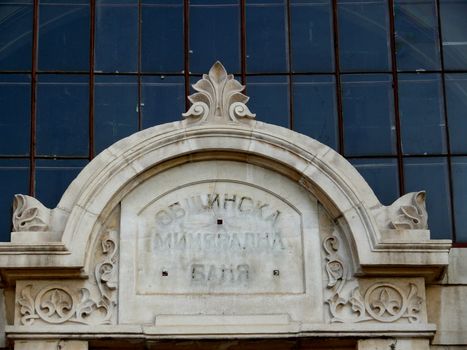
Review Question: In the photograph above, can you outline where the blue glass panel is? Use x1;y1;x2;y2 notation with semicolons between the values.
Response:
398;73;446;155
246;2;288;73
290;2;334;72
350;158;399;205
38;4;90;71
404;157;452;239
37;75;89;156
338;0;391;71
452;157;467;242
190;2;240;74
0;75;30;155
394;0;440;71
440;0;467;70
40;0;89;4
247;76;289;127
94;75;138;154
341;74;396;156
0;159;29;242
142;75;184;127
97;0;136;4
95;5;138;73
0;4;33;70
141;4;183;72
292;75;338;150
36;159;87;208
445;73;467;154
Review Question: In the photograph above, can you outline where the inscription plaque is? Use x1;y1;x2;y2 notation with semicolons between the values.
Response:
136;181;304;294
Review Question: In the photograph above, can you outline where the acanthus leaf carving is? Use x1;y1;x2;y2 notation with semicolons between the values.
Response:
323;233;424;324
17;229;118;325
182;61;256;124
390;191;428;230
12;194;50;232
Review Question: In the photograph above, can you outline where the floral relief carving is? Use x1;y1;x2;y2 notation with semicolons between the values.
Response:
182;61;256;124
17;229;118;325
12;194;50;232
323;233;424;323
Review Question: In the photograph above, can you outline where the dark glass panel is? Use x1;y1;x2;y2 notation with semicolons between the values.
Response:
292;75;338;150
246;2;288;73
36;75;89;156
0;75;30;155
141;4;183;72
398;73;446;155
94;75;138;154
341;74;396;156
0;159;29;242
247;75;289;127
36;159;88;208
38;3;90;71
0;4;33;70
338;0;391;71
452;157;467;243
190;2;240;74
445;73;467;154
95;4;138;73
404;157;452;239
440;0;467;70
394;0;440;71
290;2;334;72
350;158;399;205
142;75;184;127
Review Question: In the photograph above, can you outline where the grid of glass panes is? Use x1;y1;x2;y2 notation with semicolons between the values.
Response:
0;0;467;243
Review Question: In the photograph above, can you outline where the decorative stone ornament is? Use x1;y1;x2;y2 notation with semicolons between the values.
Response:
0;62;450;349
182;61;256;124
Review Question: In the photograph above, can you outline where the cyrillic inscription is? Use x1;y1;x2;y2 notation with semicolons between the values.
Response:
135;182;305;294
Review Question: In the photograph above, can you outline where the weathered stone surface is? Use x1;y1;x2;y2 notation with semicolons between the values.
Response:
358;338;430;350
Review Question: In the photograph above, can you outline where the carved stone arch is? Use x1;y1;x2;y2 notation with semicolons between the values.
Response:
0;62;450;349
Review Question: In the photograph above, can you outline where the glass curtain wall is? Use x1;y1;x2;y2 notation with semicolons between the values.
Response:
0;0;467;243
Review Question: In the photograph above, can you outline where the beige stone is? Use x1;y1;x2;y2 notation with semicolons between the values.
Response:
358;338;430;350
15;340;87;350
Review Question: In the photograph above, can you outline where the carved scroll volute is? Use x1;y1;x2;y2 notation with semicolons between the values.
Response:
390;191;428;230
182;61;256;124
12;194;50;232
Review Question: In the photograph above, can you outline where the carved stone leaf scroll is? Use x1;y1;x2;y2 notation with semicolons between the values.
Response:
182;61;256;124
17;229;118;325
12;194;50;232
390;191;428;230
322;233;424;324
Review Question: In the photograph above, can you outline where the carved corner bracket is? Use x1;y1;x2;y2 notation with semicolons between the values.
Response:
16;229;119;326
323;231;425;324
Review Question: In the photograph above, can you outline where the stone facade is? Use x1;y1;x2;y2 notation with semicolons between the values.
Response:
0;62;463;349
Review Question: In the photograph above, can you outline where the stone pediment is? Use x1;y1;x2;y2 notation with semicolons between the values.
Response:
0;63;450;346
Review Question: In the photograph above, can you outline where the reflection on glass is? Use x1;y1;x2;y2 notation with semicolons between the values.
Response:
246;1;288;73
142;4;183;72
36;159;88;208
350;158;399;205
0;75;30;155
94;76;138;154
398;73;446;155
95;4;138;73
0;4;33;70
446;73;467;153
247;76;289;127
290;1;334;72
338;0;391;71
404;157;452;239
190;1;240;74
342;74;396;156
452;157;467;242
292;75;338;150
0;159;29;241
440;0;467;70
38;3;90;71
394;0;440;70
142;75;185;127
37;75;89;156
